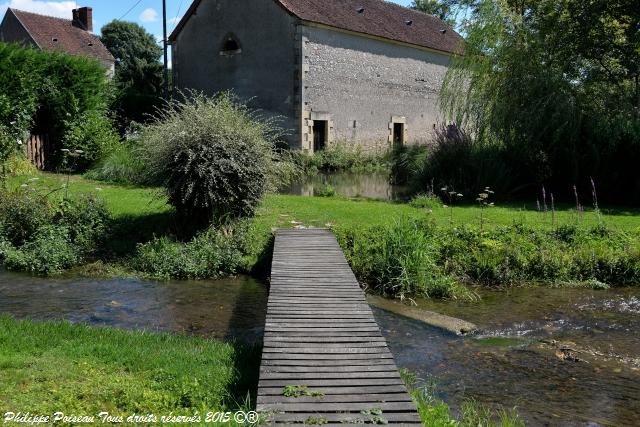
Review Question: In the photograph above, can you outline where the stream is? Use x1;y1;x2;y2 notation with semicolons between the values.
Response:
0;272;638;426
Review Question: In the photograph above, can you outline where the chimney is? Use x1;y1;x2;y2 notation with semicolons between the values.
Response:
72;7;93;32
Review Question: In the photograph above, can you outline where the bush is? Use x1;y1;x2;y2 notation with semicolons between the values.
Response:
336;218;467;300
56;195;110;254
392;125;512;197
292;141;390;173
132;223;248;279
0;42;110;170
63;110;120;171
2;225;80;275
0;189;53;246
0;188;111;275
85;142;145;184
139;92;283;225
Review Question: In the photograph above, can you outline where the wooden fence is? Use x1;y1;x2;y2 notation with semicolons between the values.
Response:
26;134;50;170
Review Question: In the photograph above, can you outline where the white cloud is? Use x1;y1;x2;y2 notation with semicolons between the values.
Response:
139;7;158;23
169;15;183;26
0;0;76;18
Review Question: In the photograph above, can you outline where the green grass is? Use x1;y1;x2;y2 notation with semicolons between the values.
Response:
8;173;639;232
256;195;640;232
7;173;171;219
401;370;525;427
0;316;260;425
3;173;639;295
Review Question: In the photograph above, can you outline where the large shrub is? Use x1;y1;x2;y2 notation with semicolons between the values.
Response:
0;42;113;170
0;188;111;275
140;92;283;225
63;110;120;171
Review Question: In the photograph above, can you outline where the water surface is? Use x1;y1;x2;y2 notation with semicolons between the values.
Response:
374;287;640;427
284;172;407;201
1;272;638;425
0;272;267;343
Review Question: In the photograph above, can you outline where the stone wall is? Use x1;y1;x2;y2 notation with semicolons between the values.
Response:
171;0;301;146
301;25;451;151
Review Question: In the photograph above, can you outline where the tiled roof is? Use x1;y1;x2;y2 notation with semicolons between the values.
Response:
279;0;462;54
10;8;114;63
170;0;463;54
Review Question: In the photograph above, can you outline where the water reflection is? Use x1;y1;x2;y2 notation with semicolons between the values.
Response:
284;172;408;201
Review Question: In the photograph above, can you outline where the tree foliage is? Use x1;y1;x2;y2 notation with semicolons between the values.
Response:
0;42;112;168
411;0;457;25
441;0;640;202
100;20;164;129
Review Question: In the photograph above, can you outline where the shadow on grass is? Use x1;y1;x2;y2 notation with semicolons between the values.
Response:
249;233;275;281
229;342;263;410
105;210;217;258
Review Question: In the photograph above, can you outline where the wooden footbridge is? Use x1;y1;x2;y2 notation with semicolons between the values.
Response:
257;229;421;425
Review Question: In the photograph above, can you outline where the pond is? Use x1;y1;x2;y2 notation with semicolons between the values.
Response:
0;272;638;426
374;287;640;427
283;172;407;201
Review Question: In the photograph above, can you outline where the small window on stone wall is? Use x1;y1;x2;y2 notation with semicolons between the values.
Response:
220;34;242;56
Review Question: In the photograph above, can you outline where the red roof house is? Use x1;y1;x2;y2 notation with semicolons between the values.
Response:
0;7;115;74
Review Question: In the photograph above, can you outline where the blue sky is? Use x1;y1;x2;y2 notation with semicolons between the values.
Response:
0;0;413;42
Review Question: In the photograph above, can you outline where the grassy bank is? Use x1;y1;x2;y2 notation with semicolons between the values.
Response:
3;173;640;299
0;316;260;425
401;370;524;427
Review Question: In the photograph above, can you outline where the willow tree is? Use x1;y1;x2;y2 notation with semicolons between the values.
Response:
441;0;640;201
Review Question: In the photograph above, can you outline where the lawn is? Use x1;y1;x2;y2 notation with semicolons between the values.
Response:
8;173;639;232
0;316;260;425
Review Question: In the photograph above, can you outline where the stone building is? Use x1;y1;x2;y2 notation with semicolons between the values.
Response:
0;7;115;75
170;0;462;152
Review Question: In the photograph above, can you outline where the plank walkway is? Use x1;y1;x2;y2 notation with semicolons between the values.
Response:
257;229;421;425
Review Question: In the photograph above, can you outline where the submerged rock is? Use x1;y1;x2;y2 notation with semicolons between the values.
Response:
367;295;478;335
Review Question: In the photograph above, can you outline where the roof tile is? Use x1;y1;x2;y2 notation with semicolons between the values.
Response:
10;8;114;63
170;0;463;54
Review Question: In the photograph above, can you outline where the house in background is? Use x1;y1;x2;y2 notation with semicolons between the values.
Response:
0;6;115;75
170;0;462;152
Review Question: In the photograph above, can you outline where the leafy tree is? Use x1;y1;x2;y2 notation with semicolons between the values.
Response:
100;20;164;130
441;0;640;202
0;42;112;170
411;0;457;26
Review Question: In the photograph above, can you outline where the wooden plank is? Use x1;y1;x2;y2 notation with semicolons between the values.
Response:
260;365;398;374
257;393;412;404
268;412;422;423
259;401;417;412
258;385;409;396
260;371;401;380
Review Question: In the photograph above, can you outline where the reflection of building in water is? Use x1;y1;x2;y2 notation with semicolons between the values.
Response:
286;173;408;201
